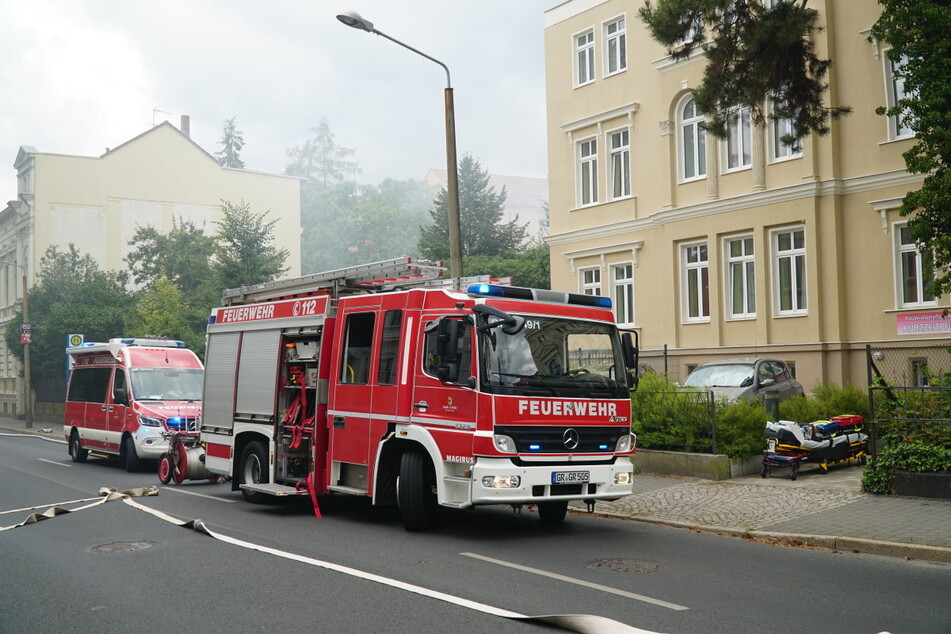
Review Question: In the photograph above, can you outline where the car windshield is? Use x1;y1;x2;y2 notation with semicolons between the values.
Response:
682;364;755;389
129;367;204;401
478;313;628;398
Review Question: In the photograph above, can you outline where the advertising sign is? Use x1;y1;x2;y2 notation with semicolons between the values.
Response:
897;311;951;336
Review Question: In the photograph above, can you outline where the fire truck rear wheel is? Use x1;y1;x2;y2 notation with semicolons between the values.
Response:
69;432;88;463
398;451;434;532
537;501;569;524
239;441;268;503
123;436;142;473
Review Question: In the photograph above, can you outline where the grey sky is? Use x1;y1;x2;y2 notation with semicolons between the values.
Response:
1;0;557;197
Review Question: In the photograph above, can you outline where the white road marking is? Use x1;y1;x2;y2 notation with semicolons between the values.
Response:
37;458;71;468
161;485;235;503
460;552;690;611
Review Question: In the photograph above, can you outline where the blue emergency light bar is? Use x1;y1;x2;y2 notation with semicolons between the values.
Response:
116;338;186;348
467;283;612;309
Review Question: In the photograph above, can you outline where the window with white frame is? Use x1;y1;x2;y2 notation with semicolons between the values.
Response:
726;236;755;318
580;267;601;296
773;228;807;315
604;17;626;76
896;224;935;306
682;243;709;322
577;137;599;206
724;107;751;171
770;113;803;161
680;97;706;181
612;263;634;325
884;52;913;139
575;29;595;87
608;128;631;200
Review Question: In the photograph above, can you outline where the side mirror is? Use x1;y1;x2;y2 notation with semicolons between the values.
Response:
114;386;129;406
759;377;775;387
621;331;639;389
436;318;462;383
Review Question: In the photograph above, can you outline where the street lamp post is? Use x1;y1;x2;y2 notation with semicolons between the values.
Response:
0;261;31;429
336;10;463;284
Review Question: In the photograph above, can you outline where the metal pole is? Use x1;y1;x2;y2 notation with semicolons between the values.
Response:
444;87;462;284
22;273;31;429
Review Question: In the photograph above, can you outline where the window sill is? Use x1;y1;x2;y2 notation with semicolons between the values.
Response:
678;175;706;185
726;315;756;322
885;305;941;313
574;80;595;90
773;311;808;319
682;318;711;325
879;135;915;146
721;164;752;175
768;153;803;165
604;68;627;79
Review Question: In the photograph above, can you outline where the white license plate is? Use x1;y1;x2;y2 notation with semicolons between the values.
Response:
552;470;590;485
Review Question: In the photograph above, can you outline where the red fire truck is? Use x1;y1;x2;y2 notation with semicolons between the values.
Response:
200;257;639;530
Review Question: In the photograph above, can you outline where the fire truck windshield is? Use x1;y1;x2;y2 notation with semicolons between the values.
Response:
129;368;204;401
478;314;629;398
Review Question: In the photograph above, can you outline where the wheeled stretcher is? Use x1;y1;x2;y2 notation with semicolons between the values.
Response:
761;415;868;480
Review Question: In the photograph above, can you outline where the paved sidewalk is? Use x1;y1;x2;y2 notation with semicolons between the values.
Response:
3;415;950;563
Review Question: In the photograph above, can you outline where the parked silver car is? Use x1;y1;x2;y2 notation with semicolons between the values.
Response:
681;358;804;403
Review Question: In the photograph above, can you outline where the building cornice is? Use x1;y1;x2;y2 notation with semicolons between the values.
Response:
547;169;924;246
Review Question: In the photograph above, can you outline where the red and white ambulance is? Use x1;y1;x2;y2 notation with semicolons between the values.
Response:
65;338;204;471
200;258;638;530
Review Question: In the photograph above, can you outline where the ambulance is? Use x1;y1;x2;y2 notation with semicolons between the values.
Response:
65;338;204;471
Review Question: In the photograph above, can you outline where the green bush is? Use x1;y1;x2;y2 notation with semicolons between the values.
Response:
715;399;770;460
631;372;714;453
862;440;951;494
778;381;869;422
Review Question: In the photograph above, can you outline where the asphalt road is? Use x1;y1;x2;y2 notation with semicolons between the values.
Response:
2;432;949;634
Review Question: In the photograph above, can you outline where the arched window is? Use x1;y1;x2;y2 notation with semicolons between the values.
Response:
679;97;706;181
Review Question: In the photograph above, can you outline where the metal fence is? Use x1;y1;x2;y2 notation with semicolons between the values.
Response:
630;390;717;454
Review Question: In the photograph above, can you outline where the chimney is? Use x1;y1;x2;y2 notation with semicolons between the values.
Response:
180;115;191;138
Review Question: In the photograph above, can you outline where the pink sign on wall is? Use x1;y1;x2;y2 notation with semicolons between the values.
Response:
897;311;951;336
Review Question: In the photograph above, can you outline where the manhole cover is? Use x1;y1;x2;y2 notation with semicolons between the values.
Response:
586;558;670;573
89;541;159;554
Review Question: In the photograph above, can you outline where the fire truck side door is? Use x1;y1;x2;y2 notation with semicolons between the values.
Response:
411;314;477;438
107;368;129;452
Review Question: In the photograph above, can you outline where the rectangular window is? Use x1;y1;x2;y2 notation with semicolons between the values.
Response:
885;53;913;139
341;312;375;385
726;236;755;318
604;17;626;76
377;310;402;385
897;224;935;306
609;128;631;199
577;138;598;206
575;30;595;86
612;263;634;325
770;114;803;161
773;228;807;315
581;267;601;296
682;243;709;322
724;108;751;171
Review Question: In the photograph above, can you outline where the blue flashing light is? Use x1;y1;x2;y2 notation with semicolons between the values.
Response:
529;444;541;451
599;444;609;450
467;283;613;309
593;297;613;309
469;283;506;297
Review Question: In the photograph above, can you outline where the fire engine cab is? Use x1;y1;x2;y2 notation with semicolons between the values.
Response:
200;257;639;530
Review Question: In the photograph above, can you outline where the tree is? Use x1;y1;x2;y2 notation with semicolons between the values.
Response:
417;154;528;261
639;0;850;142
872;2;951;297
215;116;245;168
300;178;432;274
285;118;359;185
125;276;203;351
464;243;551;290
214;199;289;289
4;245;134;385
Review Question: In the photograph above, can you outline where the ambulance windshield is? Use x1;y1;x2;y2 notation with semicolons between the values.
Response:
129;368;204;401
478;314;628;398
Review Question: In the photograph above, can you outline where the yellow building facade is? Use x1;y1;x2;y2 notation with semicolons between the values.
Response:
0;120;301;417
544;0;945;390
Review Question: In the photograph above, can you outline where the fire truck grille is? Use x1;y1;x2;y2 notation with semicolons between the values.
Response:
165;417;199;433
495;426;626;454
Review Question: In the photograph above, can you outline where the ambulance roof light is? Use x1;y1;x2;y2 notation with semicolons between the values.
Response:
466;283;612;309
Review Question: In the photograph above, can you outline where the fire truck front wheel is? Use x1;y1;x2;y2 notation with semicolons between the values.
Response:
239;441;268;503
537;501;569;524
398;451;435;532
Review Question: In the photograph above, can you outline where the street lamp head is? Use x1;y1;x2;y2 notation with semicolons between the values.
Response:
336;10;374;33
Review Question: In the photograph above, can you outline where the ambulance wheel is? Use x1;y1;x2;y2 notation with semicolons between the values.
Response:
760;466;769;478
158;454;174;484
398;451;434;532
123;436;142;473
790;462;799;481
239;441;268;503
69;432;88;463
537;501;569;524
